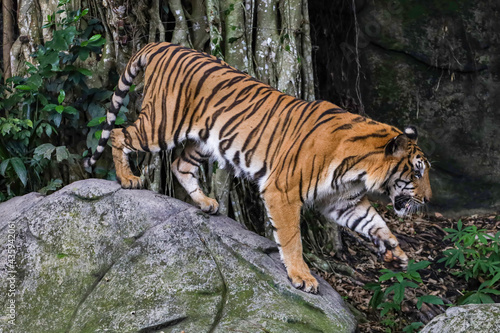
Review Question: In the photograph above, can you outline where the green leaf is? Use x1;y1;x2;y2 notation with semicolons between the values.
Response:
27;74;43;88
115;115;125;125
87;116;105;127
58;90;66;104
78;48;90;61
488;272;500;286
378;302;400;317
364;282;384;309
363;282;382;291
403;322;424;333
416;295;444;310
88;34;102;42
16;85;34;91
77;68;93;76
401;280;419;289
50;27;77;51
379;272;397;282
458;251;465;266
0;159;9;176
408;260;431;272
458;290;494;305
393;283;405;304
34;143;56;160
48;112;63;127
37;94;48;106
63;106;78;114
42;104;58;112
56;146;70;162
478;292;495;304
36;124;44;137
482;288;500;295
478;233;488;245
10;157;27;187
55;105;64;114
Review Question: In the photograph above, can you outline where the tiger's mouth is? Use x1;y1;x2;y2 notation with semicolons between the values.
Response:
394;195;424;216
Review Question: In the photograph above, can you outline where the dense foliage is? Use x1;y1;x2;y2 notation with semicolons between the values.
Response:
439;220;500;304
0;0;115;201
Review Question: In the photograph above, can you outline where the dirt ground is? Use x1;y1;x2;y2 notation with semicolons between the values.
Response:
314;204;500;332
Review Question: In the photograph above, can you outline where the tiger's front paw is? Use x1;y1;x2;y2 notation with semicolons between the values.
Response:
372;232;408;269
119;175;143;189
383;245;408;269
288;266;319;294
198;197;219;214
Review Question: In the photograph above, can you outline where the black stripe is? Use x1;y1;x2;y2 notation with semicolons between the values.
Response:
299;171;304;203
331;151;383;189
382;159;404;189
181;154;200;166
356;211;375;233
254;162;267;180
177;170;198;178
233;151;240;166
349;208;370;231
369;226;382;239
347;133;390;142
335;204;356;219
188;153;205;164
315;107;345;123
115;88;128;98
331;123;353;134
352;116;366;123
121;74;132;87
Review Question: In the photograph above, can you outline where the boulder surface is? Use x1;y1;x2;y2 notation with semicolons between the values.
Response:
421;304;500;333
0;179;356;333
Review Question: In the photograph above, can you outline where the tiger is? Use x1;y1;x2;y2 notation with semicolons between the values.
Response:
84;42;432;294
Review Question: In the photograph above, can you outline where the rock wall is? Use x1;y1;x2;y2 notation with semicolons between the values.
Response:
310;0;500;214
0;179;356;332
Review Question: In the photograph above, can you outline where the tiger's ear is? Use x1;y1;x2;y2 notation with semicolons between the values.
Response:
403;126;418;141
385;134;409;158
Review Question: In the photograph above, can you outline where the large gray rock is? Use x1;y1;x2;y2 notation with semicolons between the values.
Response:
0;179;356;332
421;304;500;333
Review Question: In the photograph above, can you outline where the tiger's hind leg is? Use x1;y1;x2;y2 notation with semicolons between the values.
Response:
110;128;143;189
172;142;219;214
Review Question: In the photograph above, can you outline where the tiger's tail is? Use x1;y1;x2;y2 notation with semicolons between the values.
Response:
83;46;152;169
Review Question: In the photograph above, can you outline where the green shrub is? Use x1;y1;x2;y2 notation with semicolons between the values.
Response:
0;0;116;201
364;260;443;332
439;219;500;304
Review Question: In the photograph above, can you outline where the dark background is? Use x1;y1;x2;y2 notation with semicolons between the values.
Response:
309;0;500;215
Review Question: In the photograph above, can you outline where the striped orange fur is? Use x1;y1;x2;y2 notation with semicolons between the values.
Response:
85;42;432;293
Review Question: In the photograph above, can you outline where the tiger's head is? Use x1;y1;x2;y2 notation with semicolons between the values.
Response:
383;126;432;217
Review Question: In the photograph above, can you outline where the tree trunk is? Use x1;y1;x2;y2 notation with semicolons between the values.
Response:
2;0;14;81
